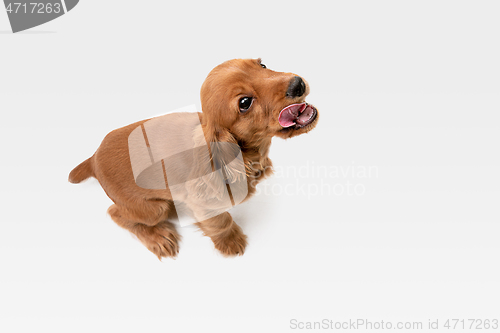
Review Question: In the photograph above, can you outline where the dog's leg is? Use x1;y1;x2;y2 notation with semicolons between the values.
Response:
108;203;180;260
196;212;247;256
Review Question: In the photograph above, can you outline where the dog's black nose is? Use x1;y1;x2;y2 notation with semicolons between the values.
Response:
286;76;306;98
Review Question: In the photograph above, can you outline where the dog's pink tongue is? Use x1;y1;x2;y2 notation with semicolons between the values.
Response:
296;104;315;125
278;103;307;128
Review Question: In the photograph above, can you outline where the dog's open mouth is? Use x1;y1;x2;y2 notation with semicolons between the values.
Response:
278;103;317;129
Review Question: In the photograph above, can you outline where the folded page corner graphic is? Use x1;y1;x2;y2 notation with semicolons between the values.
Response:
64;0;78;12
4;0;80;33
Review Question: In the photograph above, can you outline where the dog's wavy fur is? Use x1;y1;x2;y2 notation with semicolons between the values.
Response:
69;58;318;259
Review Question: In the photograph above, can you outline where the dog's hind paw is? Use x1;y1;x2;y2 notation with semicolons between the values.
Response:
135;222;181;260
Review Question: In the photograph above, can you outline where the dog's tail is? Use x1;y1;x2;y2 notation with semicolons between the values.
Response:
68;156;95;184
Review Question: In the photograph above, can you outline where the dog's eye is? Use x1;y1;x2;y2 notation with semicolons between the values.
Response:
260;63;266;69
239;97;253;112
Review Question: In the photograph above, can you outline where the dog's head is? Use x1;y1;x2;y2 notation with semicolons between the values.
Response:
200;58;318;145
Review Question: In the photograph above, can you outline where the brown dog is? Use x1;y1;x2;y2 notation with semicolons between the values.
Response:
69;58;318;259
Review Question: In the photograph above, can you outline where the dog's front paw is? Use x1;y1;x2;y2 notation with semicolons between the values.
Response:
212;224;248;257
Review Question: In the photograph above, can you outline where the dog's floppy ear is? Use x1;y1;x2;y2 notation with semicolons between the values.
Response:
202;122;247;184
187;123;246;203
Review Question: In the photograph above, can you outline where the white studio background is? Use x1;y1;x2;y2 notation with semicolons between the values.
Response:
1;1;499;332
